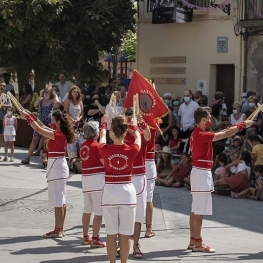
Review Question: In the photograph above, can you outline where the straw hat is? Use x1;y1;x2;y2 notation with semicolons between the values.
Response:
233;135;242;142
160;146;172;155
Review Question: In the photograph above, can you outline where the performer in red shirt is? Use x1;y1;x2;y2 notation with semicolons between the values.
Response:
124;109;150;258
188;107;252;253
21;109;75;238
99;115;141;263
80;121;105;248
145;128;157;238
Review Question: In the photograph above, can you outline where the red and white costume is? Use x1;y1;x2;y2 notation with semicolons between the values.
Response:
145;129;157;202
99;143;139;235
125;132;148;224
80;139;105;215
190;127;214;215
46;131;68;207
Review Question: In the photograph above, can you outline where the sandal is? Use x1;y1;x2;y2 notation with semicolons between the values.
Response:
116;242;120;257
82;234;92;245
231;191;237;199
21;158;30;164
43;228;63;238
187;237;195;250
192;238;215;253
90;236;106;248
145;224;155;238
133;244;143;259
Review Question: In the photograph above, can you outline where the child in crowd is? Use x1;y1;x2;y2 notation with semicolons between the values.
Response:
77;123;85;148
157;152;191;187
168;126;181;155
231;165;263;200
224;135;243;158
3;106;17;162
67;128;78;170
156;146;175;182
214;152;229;181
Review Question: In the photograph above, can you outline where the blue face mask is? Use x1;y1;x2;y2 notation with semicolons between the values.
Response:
173;100;179;106
164;99;171;105
249;103;255;108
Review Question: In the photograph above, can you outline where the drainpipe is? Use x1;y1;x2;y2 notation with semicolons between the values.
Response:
242;30;248;93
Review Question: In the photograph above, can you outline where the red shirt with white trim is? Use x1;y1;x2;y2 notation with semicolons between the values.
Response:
47;131;67;158
125;132;148;175
99;143;139;183
80;139;104;192
190;127;214;169
146;129;156;160
80;139;104;175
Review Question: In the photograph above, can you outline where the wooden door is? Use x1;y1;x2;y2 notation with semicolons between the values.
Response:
216;64;235;115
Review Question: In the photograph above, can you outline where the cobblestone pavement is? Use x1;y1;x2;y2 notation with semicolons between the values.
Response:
0;147;263;263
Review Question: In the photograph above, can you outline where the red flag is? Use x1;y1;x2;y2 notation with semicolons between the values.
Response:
124;70;169;130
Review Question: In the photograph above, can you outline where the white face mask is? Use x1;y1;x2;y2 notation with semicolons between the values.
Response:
233;109;238;115
184;97;191;103
7;111;13;116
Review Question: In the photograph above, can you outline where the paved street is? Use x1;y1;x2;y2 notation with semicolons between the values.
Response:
0;147;263;263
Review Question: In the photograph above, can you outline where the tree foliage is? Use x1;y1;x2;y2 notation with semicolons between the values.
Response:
0;0;136;92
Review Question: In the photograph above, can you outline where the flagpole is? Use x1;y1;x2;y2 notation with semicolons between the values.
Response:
133;95;136;123
113;95;117;116
136;93;139;115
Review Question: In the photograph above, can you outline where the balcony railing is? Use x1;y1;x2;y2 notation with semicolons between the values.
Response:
236;0;263;28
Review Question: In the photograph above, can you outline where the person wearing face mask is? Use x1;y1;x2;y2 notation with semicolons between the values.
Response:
171;95;181;125
3;106;17;162
163;93;172;107
177;90;199;140
229;102;246;126
20;109;75;238
188;107;253;253
86;92;105;122
241;90;256;113
244;96;263;135
21;86;59;164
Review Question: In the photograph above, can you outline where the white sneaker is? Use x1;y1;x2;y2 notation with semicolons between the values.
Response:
10;157;14;162
3;157;7;161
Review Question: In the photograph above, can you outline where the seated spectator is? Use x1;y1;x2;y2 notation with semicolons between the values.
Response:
210;103;228;133
214;151;251;193
214;152;229;181
241;127;257;154
229;102;246;125
244;96;262;135
156;146;175;181
157;153;191;187
224;135;243;158
251;135;263;165
242;90;256;113
168;126;181;155
156;123;170;147
231;164;263;200
19;84;33;109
